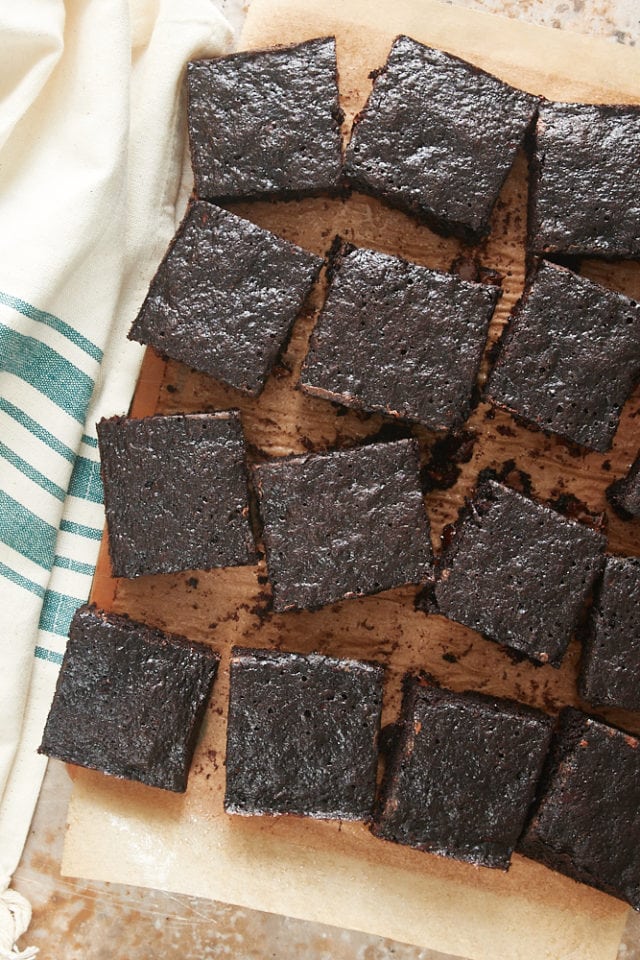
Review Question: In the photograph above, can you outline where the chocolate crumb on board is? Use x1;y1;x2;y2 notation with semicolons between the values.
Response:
607;452;640;519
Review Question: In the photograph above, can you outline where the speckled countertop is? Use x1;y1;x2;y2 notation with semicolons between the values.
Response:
13;1;640;958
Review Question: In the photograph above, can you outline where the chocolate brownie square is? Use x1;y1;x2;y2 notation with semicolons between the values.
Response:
579;556;640;711
529;103;640;259
187;38;343;202
253;438;433;611
373;677;553;868
97;411;256;578
519;708;640;909
300;241;499;431
486;260;640;452
129;202;323;396
344;36;538;242
224;647;384;819
39;605;219;792
607;453;640;519
428;479;605;665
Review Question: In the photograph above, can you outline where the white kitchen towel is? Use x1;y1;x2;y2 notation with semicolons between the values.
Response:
0;0;231;952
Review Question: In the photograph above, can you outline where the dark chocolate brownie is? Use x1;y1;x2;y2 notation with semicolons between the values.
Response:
519;708;640;910
300;241;499;431
344;36;538;242
39;605;219;792
373;676;553;868
529;102;640;259
486;260;640;453
128;201;323;396
253;438;433;611
224;646;384;819
428;479;605;665
97;411;256;578
607;453;640;519
187;37;343;202
579;556;640;711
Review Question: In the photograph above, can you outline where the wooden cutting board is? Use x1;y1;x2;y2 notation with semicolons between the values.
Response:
62;1;640;957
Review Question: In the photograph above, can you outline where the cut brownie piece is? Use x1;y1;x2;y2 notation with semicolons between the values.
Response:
607;453;640;519
519;708;640;910
486;260;640;452
429;479;605;665
529;102;640;260
254;438;433;611
344;36;538;242
300;241;499;431
224;646;384;819
187;37;343;202
129;201;323;396
373;676;553;868
579;555;640;711
39;605;219;792
97;411;256;578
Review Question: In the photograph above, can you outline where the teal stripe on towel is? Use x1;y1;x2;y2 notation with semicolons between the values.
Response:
0;323;94;423
0;490;57;569
0;560;46;599
34;646;64;666
0;398;76;462
0;290;103;362
0;440;66;501
38;590;84;637
67;455;103;504
60;518;103;540
53;555;95;575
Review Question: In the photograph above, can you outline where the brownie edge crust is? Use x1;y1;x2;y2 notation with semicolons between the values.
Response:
39;605;219;793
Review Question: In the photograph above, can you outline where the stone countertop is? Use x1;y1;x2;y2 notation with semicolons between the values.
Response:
13;1;640;957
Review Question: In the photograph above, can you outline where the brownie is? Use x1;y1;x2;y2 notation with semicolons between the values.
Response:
579;556;640;711
519;708;640;910
129;201;323;396
529;102;640;259
300;241;499;431
39;605;219;792
254;438;433;611
187;38;343;203
486;260;640;453
373;676;553;868
607;453;640;519
344;36;538;242
224;646;384;819
427;479;606;665
97;411;256;578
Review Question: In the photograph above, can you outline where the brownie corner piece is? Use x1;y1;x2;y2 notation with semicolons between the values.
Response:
373;677;553;868
97;410;256;578
579;555;640;711
607;453;640;519
529;102;640;259
187;36;343;202
129;201;322;395
224;646;384;819
486;260;640;452
434;479;605;664
519;708;640;910
254;438;433;611
39;604;219;792
300;242;499;431
344;35;537;241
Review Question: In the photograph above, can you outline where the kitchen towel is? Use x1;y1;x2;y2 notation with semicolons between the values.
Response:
0;1;230;954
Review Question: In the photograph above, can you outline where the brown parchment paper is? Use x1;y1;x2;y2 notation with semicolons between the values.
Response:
62;1;640;957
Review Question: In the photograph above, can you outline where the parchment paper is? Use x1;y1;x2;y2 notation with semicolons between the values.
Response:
62;1;640;957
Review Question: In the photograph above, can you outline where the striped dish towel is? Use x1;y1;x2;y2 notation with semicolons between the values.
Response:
0;1;230;954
